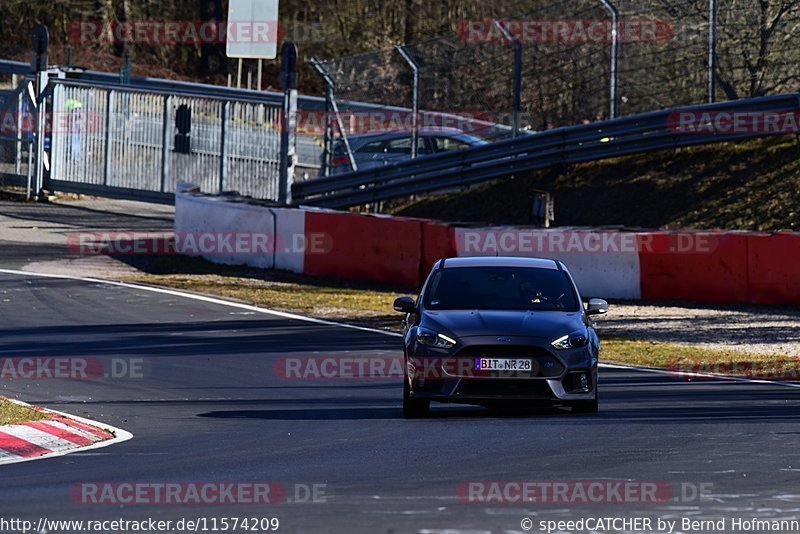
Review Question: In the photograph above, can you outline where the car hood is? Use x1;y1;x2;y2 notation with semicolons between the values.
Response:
422;309;585;339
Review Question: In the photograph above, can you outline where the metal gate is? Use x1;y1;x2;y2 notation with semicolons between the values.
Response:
49;79;285;201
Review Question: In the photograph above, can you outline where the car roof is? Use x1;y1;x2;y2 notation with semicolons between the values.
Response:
343;127;475;142
440;256;560;270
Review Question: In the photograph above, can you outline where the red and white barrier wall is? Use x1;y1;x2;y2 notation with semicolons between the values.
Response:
176;190;800;305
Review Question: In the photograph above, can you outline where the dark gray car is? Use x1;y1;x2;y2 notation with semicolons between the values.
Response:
393;257;608;417
329;128;487;175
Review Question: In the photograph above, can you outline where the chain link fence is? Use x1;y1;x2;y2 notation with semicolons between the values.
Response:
312;0;800;176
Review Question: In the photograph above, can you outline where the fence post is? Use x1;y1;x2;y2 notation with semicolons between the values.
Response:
160;95;170;193
33;70;48;197
708;0;718;103
279;42;298;205
219;101;228;193
31;24;49;198
12;74;21;177
492;21;523;136
598;0;620;119
311;57;334;177
396;45;421;155
103;90;113;187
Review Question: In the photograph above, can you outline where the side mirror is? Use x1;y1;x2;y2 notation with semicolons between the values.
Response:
393;296;416;314
586;298;609;316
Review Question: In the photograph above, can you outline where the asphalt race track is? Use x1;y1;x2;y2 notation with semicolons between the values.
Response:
0;267;799;534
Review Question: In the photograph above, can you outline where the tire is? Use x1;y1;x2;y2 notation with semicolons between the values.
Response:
571;390;599;414
403;377;429;418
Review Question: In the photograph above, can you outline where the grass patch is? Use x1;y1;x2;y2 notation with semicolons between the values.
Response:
0;398;48;425
603;337;800;379
121;263;798;381
122;272;407;331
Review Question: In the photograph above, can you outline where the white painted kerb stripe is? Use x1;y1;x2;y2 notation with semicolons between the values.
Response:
0;425;76;451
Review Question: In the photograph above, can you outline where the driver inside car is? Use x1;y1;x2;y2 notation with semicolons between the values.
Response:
518;276;560;306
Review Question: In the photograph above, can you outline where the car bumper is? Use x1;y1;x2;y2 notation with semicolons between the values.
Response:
405;338;597;404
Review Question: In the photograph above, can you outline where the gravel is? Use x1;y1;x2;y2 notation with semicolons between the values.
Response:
596;302;800;357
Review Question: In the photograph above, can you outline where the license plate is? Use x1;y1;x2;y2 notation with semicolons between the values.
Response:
475;358;532;372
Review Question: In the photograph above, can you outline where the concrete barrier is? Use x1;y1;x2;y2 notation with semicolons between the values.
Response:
175;189;800;305
303;211;423;287
175;191;275;270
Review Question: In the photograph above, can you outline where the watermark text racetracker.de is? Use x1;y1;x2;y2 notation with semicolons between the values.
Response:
457;18;674;44
457;230;720;255
458;480;713;505
272;355;562;380
70;482;327;505
69;20;328;46
668;359;800;381
670;109;800;136
66;232;332;256
0;357;147;380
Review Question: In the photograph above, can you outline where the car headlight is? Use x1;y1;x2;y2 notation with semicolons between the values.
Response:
551;331;589;350
416;327;457;349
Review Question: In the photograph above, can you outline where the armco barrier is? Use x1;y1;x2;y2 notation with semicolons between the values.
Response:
746;233;800;305
638;232;750;303
303;211;424;287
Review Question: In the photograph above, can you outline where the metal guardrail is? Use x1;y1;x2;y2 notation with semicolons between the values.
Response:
292;92;800;208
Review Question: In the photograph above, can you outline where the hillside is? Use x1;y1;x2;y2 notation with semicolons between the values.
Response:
390;137;800;232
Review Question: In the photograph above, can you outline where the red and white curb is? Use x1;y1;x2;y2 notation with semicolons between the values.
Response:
0;398;132;465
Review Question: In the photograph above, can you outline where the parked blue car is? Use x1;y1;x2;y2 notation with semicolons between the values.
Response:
329;128;487;175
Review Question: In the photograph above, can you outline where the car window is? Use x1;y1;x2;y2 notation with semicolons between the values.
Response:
356;140;386;154
433;137;471;152
384;137;429;155
424;267;579;311
385;138;412;154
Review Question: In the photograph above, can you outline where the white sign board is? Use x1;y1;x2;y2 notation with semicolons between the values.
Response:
226;0;280;59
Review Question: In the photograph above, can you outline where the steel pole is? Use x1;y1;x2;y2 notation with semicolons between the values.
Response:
309;57;356;174
396;45;420;157
34;70;48;197
310;57;334;177
492;21;523;136
708;0;718;103
598;0;620;119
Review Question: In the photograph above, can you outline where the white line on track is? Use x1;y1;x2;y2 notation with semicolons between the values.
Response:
1;268;798;390
0;268;402;338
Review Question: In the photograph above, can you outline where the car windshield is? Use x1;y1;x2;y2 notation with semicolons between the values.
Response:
425;266;579;311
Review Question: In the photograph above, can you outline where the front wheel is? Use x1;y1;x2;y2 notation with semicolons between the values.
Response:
403;377;429;418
